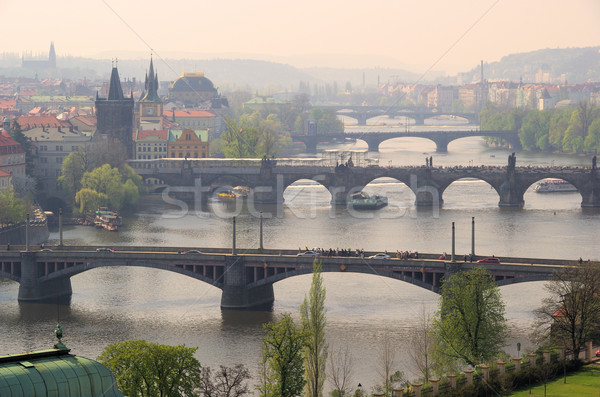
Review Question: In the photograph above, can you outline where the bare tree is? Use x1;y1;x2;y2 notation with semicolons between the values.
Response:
199;364;251;397
533;262;600;357
376;336;404;397
327;343;354;397
406;306;434;383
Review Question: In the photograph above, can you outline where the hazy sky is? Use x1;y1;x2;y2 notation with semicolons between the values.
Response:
3;0;599;74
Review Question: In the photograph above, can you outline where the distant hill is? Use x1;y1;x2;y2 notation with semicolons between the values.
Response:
0;47;597;91
459;47;600;83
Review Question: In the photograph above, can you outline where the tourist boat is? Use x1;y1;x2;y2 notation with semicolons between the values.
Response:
348;192;388;210
534;179;577;193
217;192;236;200
232;186;250;198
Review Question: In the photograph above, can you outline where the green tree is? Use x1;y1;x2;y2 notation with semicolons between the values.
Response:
533;262;600;357
548;108;572;150
98;339;202;397
258;314;306;397
300;258;327;397
432;267;507;371
519;110;551;150
0;189;29;224
584;118;600;153
75;187;108;213
77;164;141;211
58;151;87;202
563;102;598;153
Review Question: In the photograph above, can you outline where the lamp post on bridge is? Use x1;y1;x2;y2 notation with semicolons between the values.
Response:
232;216;236;255
259;212;264;252
59;208;64;248
471;216;475;257
451;221;455;262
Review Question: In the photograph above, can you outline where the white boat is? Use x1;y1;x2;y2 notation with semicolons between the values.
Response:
534;179;577;193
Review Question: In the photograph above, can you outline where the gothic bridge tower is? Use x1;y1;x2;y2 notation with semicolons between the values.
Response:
95;65;135;158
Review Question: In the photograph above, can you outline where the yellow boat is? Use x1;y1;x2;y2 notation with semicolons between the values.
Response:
218;192;236;200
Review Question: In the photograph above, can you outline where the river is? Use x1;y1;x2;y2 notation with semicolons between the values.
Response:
1;121;599;393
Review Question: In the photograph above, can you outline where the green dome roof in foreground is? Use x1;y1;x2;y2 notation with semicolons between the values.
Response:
0;324;123;397
0;349;123;396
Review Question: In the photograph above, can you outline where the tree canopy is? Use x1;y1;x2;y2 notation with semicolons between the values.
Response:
300;258;327;397
533;262;600;356
480;102;600;153
258;314;306;397
432;266;507;372
74;163;142;213
98;339;202;397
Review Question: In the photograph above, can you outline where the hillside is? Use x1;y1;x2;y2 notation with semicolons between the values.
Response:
459;46;600;83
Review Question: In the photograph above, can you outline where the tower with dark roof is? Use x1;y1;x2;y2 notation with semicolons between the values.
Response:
95;65;135;158
139;57;163;126
49;42;56;68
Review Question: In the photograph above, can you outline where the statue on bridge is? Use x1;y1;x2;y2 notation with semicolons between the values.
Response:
593;155;597;170
507;152;516;171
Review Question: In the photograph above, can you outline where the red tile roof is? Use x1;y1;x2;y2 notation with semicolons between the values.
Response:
0;169;11;177
71;115;97;126
0;134;24;152
135;129;169;140
17;115;71;130
164;109;216;118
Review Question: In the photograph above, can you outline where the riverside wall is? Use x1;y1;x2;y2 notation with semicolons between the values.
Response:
0;223;49;246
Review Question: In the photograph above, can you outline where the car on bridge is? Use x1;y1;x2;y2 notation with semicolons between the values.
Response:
297;251;320;257
183;250;204;254
40;248;53;252
477;257;500;264
96;248;115;253
368;253;391;259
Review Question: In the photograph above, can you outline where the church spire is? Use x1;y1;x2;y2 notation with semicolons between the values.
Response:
140;56;160;102
107;65;125;100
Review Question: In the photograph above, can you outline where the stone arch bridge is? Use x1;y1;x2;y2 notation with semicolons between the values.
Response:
0;248;569;309
291;130;520;153
130;159;600;208
318;105;478;126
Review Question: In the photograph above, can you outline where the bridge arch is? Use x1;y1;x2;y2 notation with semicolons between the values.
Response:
362;177;416;206
41;260;224;290
0;269;19;282
247;266;442;294
522;177;584;209
283;178;333;205
441;177;501;208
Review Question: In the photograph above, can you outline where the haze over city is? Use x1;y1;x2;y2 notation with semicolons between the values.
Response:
3;0;599;75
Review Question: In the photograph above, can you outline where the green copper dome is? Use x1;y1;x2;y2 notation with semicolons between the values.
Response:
0;349;124;396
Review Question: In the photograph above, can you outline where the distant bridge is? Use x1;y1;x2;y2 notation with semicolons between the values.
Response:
290;129;520;153
129;159;600;208
317;105;478;126
0;246;573;309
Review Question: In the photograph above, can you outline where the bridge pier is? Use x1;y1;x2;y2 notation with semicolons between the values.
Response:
221;255;274;310
581;171;600;207
363;137;381;152
498;175;525;207
355;114;368;126
303;136;318;154
434;138;449;153
18;252;72;302
413;116;425;125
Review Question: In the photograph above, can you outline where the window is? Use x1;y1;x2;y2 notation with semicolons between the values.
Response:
56;157;63;164
72;146;78;151
40;157;48;164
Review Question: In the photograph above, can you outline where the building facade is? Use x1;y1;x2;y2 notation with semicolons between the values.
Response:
23;126;90;194
167;129;209;158
0;133;26;180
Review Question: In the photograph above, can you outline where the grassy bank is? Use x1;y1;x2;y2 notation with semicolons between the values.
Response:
508;364;600;396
